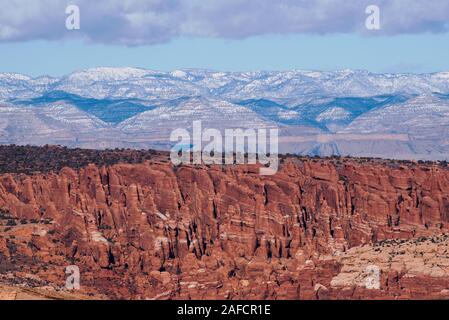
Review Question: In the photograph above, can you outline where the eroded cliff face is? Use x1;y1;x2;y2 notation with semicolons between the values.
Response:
0;158;449;299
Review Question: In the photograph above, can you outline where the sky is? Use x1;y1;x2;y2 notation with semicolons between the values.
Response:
1;0;449;77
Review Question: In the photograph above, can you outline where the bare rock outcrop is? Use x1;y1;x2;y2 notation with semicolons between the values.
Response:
1;157;449;299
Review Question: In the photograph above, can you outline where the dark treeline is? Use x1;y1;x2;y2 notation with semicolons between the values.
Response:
0;145;168;175
0;144;447;175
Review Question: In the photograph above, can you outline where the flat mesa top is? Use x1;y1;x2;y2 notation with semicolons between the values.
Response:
0;144;447;175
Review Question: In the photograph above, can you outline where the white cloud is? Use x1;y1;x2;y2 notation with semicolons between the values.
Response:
0;0;449;45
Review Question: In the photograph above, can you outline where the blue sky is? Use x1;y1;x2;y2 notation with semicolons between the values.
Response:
1;0;449;76
2;33;449;77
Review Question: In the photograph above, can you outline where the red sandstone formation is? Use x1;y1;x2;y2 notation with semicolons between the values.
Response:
0;157;449;299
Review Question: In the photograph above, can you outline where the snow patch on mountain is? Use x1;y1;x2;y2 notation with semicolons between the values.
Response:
277;110;300;120
316;107;351;122
37;103;109;130
119;97;274;136
341;94;449;135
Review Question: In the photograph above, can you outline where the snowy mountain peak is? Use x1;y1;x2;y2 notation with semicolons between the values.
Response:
65;67;149;82
170;70;188;78
0;72;32;81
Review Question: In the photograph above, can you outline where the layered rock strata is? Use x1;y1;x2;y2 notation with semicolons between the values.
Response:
1;157;449;299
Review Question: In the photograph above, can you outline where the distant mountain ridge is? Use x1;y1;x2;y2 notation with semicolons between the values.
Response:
3;68;449;101
1;67;449;160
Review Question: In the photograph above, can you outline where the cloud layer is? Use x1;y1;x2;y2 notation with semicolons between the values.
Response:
1;0;449;45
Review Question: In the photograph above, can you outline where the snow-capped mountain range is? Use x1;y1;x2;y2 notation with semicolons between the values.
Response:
3;67;449;101
2;67;449;159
